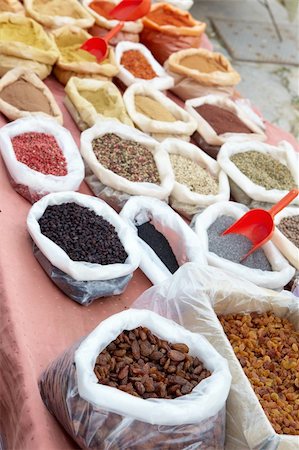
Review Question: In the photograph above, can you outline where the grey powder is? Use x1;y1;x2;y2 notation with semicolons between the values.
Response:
207;215;272;271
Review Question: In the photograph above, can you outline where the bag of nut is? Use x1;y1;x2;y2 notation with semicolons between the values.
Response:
27;191;140;305
39;308;231;449
133;263;299;450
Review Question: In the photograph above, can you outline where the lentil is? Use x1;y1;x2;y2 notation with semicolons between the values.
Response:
170;153;218;195
135;95;176;122
195;104;252;135
12;132;67;176
219;312;299;435
137;221;179;274
207;215;272;271
231;151;296;191
121;49;157;80
94;326;211;399
92;133;160;184
38;202;127;265
278;215;299;248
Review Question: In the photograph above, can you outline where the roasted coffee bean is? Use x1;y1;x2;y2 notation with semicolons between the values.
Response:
171;343;189;353
168;349;186;362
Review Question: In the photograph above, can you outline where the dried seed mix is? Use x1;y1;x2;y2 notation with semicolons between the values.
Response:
278;215;299;248
92;133;160;183
94;326;211;399
169;153;218;195
219;312;299;435
39;202;127;265
195;104;252;135
137;221;179;274
207;215;272;271
12;132;67;176
121;49;157;80
231;151;296;191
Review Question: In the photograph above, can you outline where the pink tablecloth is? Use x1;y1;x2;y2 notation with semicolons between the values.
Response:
0;34;298;450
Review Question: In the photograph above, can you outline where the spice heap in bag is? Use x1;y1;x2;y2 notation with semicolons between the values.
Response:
219;311;299;436
278;215;299;248
196;104;253;135
121;49;157;80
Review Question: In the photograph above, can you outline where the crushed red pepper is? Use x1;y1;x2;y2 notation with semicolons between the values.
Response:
121;49;157;80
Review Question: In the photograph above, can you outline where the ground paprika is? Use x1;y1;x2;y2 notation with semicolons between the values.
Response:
121;49;157;79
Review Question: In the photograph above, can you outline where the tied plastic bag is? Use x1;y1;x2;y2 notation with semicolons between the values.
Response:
192;201;295;290
185;95;266;146
119;196;207;284
160;137;230;218
123;82;197;141
217;140;299;208
115;41;174;90
27;191;140;305
0;116;84;203
133;263;299;450
39;308;231;449
80;120;174;211
272;207;299;270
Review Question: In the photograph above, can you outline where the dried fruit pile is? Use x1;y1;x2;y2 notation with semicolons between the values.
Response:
94;326;211;399
219;311;299;435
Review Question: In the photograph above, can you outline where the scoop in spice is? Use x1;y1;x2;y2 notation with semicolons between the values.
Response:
278;215;299;248
121;49;157;80
195;104;252;135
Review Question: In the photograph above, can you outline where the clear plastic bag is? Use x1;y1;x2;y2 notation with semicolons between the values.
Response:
39;308;231;449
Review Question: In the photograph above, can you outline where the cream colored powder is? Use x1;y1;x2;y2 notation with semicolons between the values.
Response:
180;54;226;73
79;88;123;120
32;0;82;18
135;95;176;122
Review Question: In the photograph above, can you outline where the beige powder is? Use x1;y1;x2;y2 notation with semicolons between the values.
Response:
32;0;82;18
135;95;176;122
180;54;226;73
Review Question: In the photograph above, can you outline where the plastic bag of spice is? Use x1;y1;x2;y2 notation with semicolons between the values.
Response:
140;3;206;65
185;95;266;146
161;138;230;218
133;263;299;450
80;120;174;210
123;83;197;142
0;116;84;203
120;196;207;284
271;207;299;270
39;308;231;449
217;140;299;208
192;201;295;290
27;192;140;305
115;41;174;90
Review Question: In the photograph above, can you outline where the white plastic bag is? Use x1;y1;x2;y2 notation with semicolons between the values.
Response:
120;196;207;284
152;0;194;10
192;201;295;289
133;262;299;450
123;82;197;141
39;308;231;449
0;116;84;203
160;137;230;217
185;95;266;145
115;41;174;90
272;207;299;270
80;120;174;210
217;140;299;207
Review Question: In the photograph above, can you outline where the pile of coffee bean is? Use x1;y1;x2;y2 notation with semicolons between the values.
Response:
38;202;128;265
137;221;179;273
278;215;299;248
94;326;211;399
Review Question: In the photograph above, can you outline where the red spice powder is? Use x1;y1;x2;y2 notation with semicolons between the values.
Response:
89;0;115;19
195;104;252;135
12;132;67;176
121;49;157;79
146;5;193;27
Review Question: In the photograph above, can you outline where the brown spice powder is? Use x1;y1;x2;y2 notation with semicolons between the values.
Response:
180;54;226;73
195;104;252;135
135;95;176;122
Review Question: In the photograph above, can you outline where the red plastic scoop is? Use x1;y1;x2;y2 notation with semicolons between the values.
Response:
80;21;124;62
222;189;299;261
109;0;151;21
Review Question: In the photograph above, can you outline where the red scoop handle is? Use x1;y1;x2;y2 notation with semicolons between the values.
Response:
102;21;124;43
268;189;299;217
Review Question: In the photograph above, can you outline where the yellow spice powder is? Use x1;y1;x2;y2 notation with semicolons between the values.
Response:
32;0;82;18
180;54;226;73
0;21;46;49
135;95;176;122
79;88;123;120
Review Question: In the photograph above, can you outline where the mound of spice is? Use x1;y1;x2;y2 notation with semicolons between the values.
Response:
230;151;296;191
94;326;211;399
137;221;179;273
88;0;115;19
78;87;122;120
12;132;67;176
180;54;226;73
146;5;194;27
92;133;160;184
121;49;157;80
278;215;299;248
135;95;176;122
195;104;252;135
39;202;127;265
219;312;299;435
170;154;218;195
207;215;272;271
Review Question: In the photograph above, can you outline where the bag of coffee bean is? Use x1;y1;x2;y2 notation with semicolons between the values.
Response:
272;207;299;270
133;263;299;450
120;196;207;284
185;95;266;146
39;308;231;449
192;201;295;290
123;83;197;142
27;191;140;305
0;116;84;203
80;120;174;211
217;140;299;208
161;137;230;218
